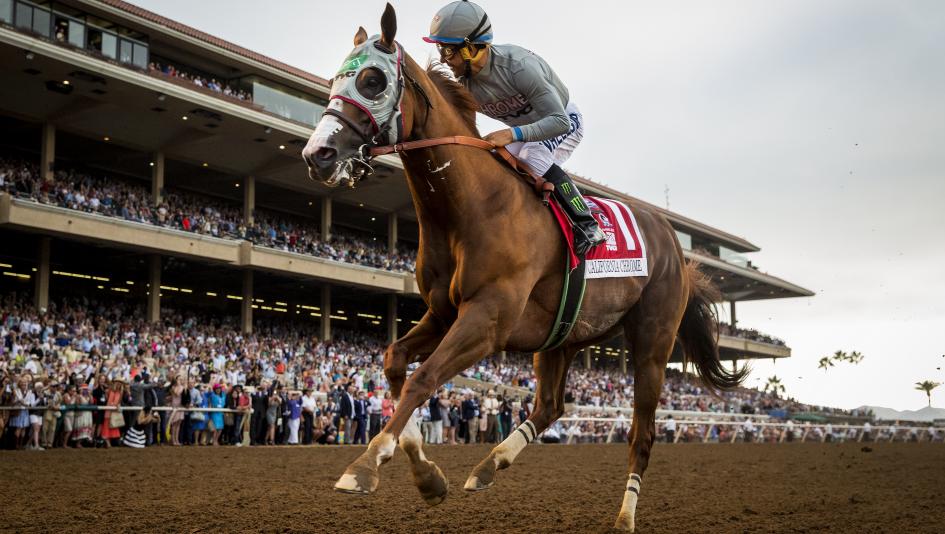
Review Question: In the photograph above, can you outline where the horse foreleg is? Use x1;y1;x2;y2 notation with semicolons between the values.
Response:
336;299;506;505
615;330;676;532
334;312;445;497
384;310;445;399
465;347;577;491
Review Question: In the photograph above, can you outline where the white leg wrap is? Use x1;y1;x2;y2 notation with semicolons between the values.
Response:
373;432;397;466
494;420;537;466
615;473;641;531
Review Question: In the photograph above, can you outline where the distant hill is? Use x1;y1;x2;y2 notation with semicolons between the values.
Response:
856;405;945;422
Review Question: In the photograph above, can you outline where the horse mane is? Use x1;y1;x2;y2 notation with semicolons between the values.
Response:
424;65;480;135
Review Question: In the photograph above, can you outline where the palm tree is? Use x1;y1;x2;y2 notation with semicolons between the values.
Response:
818;356;834;372
847;351;864;365
764;375;785;397
915;381;941;407
831;350;848;363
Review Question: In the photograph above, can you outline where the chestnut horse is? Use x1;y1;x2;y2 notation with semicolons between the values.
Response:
302;5;744;531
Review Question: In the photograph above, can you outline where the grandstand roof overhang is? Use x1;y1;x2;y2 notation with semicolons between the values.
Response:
685;250;814;301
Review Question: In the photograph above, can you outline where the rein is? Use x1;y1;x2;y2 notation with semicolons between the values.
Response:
369;136;554;201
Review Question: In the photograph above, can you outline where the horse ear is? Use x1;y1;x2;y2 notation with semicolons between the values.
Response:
380;3;397;48
354;26;368;46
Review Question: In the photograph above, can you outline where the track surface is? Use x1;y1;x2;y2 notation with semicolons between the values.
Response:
1;442;941;533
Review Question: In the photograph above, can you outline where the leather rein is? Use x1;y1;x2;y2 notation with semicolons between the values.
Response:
369;136;554;202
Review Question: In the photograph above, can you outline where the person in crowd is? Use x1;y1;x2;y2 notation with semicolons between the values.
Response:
208;384;226;446
447;393;460;445
71;385;95;447
428;391;443;445
338;384;355;445
41;382;62;449
483;389;500;444
381;390;394;427
189;383;208;445
100;378;125;448
664;415;677;443
461;391;479;444
286;391;302;445
499;394;513;442
367;387;383;440
122;405;161;449
265;385;282;446
301;388;317;445
59;384;77;448
742;418;755;443
251;382;270;445
166;376;185;446
353;390;368;445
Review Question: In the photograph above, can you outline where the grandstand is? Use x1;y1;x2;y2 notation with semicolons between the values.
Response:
0;0;812;375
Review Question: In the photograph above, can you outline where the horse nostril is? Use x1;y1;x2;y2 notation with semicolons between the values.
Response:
314;147;337;168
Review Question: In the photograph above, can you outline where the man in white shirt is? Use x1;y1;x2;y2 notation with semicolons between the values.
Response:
482;390;500;444
367;389;384;440
742;418;756;443
663;415;677;443
301;389;317;445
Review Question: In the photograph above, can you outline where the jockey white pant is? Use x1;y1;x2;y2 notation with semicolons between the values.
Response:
505;101;584;177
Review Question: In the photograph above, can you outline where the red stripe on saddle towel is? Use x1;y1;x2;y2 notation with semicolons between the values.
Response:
548;200;579;270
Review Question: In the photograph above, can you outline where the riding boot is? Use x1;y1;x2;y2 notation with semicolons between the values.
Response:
543;164;606;256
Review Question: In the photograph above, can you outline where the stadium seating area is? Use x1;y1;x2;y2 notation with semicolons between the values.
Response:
0;156;417;273
0;290;862;450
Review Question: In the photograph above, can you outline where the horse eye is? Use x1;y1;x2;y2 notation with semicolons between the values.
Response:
356;67;387;99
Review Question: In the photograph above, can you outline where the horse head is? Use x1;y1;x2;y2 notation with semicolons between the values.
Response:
303;3;413;188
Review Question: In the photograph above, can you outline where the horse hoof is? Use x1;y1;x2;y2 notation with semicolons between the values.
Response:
334;460;380;495
613;512;635;532
412;460;449;506
463;475;494;492
464;455;498;491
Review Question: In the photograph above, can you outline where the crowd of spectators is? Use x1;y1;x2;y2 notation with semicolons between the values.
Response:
718;322;787;347
148;61;252;102
0;156;417;273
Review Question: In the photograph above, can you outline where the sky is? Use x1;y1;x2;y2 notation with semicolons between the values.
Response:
130;0;945;411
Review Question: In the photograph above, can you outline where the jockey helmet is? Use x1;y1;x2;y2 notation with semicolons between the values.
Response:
423;1;493;46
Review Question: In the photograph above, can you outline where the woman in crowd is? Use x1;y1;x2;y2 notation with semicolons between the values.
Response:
100;378;125;447
71;385;94;447
265;385;282;446
27;381;45;450
286;391;302;445
91;373;108;443
381;390;394;427
122;405;160;449
189;383;207;445
10;376;33;449
167;376;185;446
59;384;77;447
447;394;461;445
208;383;226;446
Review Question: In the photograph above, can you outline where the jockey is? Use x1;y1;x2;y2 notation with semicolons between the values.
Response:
424;0;606;255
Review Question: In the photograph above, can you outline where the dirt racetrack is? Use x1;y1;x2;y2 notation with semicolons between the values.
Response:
1;442;942;533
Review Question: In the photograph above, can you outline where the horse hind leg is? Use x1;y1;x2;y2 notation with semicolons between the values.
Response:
465;346;577;491
614;316;681;531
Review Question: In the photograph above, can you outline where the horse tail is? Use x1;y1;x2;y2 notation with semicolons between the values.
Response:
677;261;748;391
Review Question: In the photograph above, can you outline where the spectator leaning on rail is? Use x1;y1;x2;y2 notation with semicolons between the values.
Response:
424;0;605;255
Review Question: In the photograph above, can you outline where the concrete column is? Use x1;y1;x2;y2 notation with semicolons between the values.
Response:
619;339;627;375
320;197;332;241
387;212;398;253
151;152;165;204
320;285;331;341
40;123;55;181
500;351;506;363
147;255;161;323
729;300;737;328
386;294;397;343
243;175;255;225
34;237;51;312
584;348;591;369
241;270;253;334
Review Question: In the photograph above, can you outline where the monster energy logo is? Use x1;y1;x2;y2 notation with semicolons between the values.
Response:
569;197;587;212
337;53;368;76
559;182;572;195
